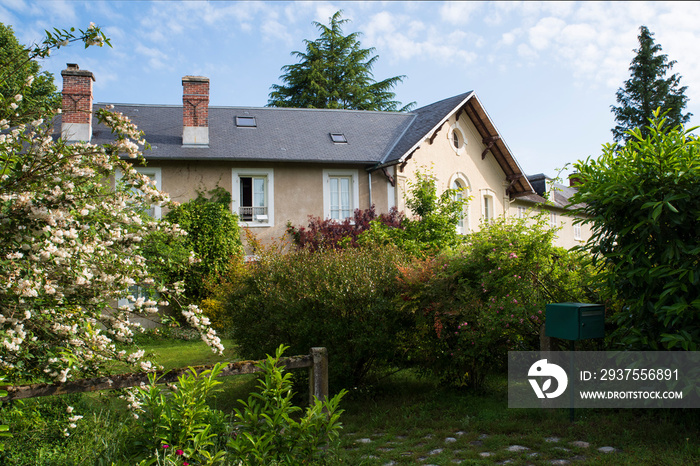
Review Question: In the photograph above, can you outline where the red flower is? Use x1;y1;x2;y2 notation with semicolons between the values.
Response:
176;449;184;455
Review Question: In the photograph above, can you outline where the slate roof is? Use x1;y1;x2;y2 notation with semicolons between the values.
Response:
88;104;416;164
73;91;533;196
518;174;581;210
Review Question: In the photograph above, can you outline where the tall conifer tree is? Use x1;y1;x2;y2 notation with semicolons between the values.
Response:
268;11;414;112
611;26;691;142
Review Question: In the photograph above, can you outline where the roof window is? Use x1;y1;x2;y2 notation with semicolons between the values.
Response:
236;116;257;127
330;133;347;144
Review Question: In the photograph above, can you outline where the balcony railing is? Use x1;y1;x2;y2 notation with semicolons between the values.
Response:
239;206;268;222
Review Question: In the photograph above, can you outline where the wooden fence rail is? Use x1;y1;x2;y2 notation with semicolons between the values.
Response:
0;347;329;404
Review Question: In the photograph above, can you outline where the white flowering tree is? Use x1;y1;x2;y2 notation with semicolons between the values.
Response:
0;25;222;384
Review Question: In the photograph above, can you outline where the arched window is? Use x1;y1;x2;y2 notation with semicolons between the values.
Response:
450;173;470;234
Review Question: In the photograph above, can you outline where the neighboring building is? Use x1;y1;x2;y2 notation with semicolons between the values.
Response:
510;174;591;249
58;63;589;249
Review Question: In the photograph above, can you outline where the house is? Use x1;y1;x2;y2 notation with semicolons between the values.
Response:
510;173;591;249
58;63;588;249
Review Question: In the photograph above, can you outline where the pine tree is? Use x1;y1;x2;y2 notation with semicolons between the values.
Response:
611;26;691;142
268;10;414;112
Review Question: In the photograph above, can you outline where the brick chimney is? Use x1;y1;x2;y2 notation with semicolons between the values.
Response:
61;63;95;142
182;75;209;146
569;173;582;187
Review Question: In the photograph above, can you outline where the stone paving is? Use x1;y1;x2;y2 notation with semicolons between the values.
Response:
344;430;619;465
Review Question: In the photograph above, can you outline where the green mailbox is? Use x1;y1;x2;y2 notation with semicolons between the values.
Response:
545;303;605;341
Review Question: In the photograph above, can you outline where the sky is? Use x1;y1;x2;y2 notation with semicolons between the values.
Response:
3;1;700;179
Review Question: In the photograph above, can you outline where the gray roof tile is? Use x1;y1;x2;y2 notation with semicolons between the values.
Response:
89;104;416;165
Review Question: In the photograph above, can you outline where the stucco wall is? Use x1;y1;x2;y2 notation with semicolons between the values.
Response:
396;113;510;232
145;160;391;249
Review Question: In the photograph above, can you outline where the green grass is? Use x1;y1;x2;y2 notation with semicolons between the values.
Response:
334;371;700;465
2;335;698;465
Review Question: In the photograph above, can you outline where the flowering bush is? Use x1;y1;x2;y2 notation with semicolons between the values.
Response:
0;25;222;384
398;216;598;388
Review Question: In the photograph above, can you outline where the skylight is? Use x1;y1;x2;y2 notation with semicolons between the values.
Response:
236;116;257;127
330;133;347;143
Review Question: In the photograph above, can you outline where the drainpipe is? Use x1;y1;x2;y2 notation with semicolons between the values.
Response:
368;171;373;208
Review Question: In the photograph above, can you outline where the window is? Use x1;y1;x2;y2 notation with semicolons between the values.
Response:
481;189;495;223
574;222;582;241
232;168;274;226
235;116;257;127
323;169;359;220
550;212;558;227
518;206;527;219
448;121;467;155
116;167;162;219
450;173;470;235
330;133;347;143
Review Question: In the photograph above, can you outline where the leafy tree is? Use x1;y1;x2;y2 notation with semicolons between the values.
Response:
611;26;691;142
0;25;221;384
0;23;108;124
144;187;244;304
268;10;414;112
360;169;467;255
570;110;700;351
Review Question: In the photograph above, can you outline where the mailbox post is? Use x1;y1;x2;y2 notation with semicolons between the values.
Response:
544;303;605;421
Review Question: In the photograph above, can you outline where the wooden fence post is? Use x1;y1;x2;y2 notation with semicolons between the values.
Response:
540;323;552;352
309;347;328;405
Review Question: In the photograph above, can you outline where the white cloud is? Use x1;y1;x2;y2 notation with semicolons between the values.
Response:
528;17;566;51
439;2;482;25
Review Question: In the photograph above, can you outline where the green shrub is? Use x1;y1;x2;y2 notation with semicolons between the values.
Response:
143;187;244;305
125;364;229;465
571;111;700;350
221;246;410;389
359;168;467;255
227;345;346;465
398;216;598;388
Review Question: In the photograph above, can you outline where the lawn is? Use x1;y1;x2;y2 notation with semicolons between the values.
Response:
2;335;698;465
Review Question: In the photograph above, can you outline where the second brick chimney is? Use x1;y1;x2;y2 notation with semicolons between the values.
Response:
61;63;94;142
182;75;209;146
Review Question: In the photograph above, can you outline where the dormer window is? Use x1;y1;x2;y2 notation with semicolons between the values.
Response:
330;133;347;144
236;116;257;127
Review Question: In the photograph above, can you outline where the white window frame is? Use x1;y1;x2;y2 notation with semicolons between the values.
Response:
574;222;582;241
232;168;274;227
550;211;558;228
518;206;527;219
323;169;359;221
481;188;495;223
447;121;467;156
116;166;162;219
449;173;471;234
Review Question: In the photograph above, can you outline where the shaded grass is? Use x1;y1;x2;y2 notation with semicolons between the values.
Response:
335;370;700;465
3;336;698;465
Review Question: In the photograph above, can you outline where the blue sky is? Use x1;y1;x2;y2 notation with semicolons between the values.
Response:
3;1;700;178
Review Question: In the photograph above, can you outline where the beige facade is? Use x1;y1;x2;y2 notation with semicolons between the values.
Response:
393;113;513;234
